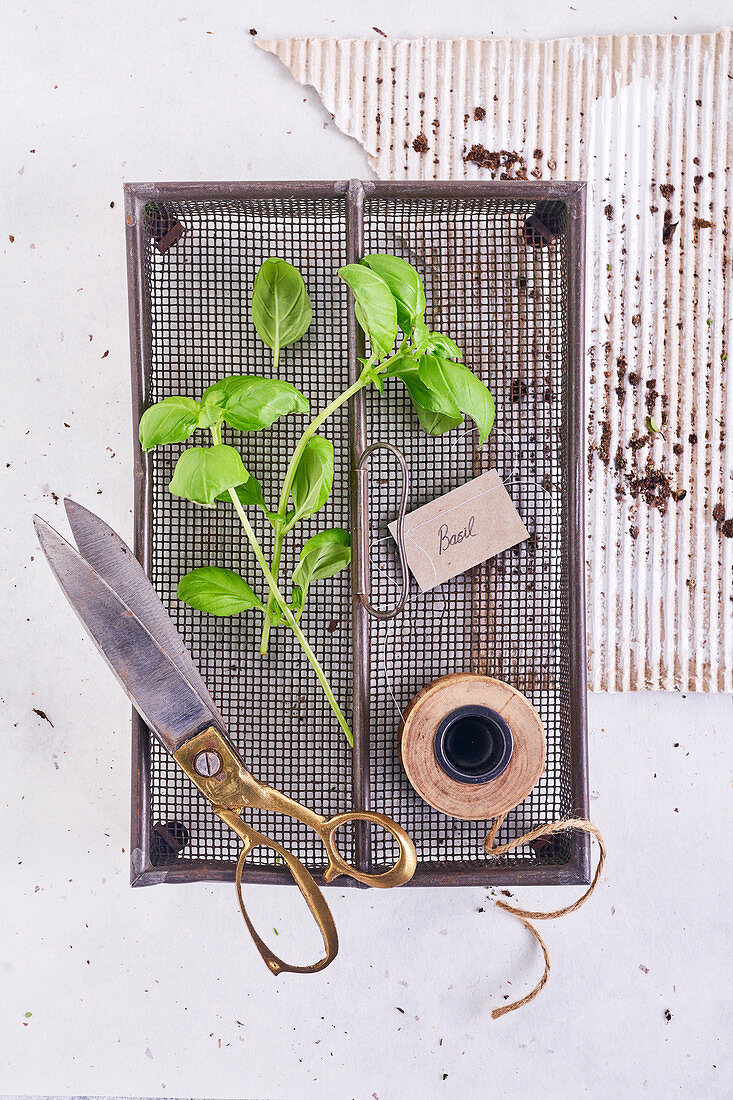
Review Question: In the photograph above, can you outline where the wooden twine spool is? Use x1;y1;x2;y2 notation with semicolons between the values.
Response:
399;673;605;1020
399;673;546;820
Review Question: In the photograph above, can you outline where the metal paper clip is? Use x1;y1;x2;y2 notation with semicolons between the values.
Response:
353;441;409;620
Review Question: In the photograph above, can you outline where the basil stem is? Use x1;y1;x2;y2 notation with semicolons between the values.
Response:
210;424;354;746
258;351;399;655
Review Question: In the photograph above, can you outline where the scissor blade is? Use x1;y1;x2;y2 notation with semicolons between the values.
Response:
34;515;217;754
63;499;222;727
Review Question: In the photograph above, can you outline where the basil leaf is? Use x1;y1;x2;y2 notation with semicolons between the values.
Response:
214;468;266;510
337;263;398;359
412;403;463;436
169;444;247;506
288;435;334;527
251;257;312;360
201;376;309;432
139;396;200;452
389;357;461;419
391;355;495;443
411;317;431;356
177;567;265;616
361;254;426;336
292;528;351;602
434;358;495;445
426;332;463;361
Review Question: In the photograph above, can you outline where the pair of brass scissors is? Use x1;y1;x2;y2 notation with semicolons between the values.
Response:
34;501;417;974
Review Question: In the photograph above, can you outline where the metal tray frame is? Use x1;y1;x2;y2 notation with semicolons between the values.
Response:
124;179;589;889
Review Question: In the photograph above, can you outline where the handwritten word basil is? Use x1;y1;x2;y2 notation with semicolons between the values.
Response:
251;257;312;363
139;396;201;452
177;567;265;616
169;444;247;506
337;264;398;359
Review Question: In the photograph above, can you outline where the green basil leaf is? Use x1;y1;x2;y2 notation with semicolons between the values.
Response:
392;355;494;443
214;468;266;510
390;357;461;419
433;358;495;445
201;375;309;432
169;444;247;506
361;254;426;336
251;257;312;359
411;317;431;356
337;263;398;359
288;435;334;527
139;396;200;452
292;528;351;605
426;332;463;361
412;403;464;436
177;567;265;616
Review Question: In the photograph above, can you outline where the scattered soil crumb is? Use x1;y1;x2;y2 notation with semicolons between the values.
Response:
659;183;675;200
627;372;640;386
722;519;733;538
688;433;698;444
598;420;612;465
32;708;54;727
463;145;527;179
626;463;672;511
249;28;257;36
629;525;639;539
412;133;429;154
673;442;684;455
712;503;725;523
604;204;614;220
664;1009;673;1023
693;217;714;232
473;106;486;120
662;210;679;244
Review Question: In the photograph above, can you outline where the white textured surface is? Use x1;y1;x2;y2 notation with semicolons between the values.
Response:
1;2;732;1099
259;29;733;693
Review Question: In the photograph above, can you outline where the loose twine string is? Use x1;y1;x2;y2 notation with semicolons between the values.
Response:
484;815;606;1019
372;436;606;1019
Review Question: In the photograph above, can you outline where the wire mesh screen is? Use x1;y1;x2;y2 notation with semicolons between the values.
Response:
362;197;573;870
142;195;355;872
131;183;583;884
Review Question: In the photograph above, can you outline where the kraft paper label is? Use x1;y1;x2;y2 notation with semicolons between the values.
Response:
388;471;529;592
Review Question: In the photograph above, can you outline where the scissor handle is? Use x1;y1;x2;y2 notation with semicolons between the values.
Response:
216;808;339;976
174;726;417;972
317;810;417;887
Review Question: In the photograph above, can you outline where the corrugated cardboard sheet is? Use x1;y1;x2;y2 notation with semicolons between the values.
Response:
258;31;733;692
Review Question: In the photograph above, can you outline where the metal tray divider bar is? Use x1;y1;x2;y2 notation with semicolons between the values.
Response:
346;178;373;875
566;184;591;883
125;185;155;885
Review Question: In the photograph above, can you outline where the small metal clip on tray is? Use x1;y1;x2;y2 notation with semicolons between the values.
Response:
353;442;410;621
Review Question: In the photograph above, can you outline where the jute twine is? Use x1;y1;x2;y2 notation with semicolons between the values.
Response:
484;815;606;1020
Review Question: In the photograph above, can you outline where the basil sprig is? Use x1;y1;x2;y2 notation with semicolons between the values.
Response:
140;252;496;748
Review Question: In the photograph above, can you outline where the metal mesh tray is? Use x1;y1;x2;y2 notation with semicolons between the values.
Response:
125;179;588;888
